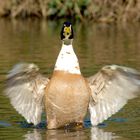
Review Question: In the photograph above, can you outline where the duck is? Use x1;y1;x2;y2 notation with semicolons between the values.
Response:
5;21;140;129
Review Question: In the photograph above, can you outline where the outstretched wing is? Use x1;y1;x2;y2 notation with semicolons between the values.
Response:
87;65;140;126
5;63;49;125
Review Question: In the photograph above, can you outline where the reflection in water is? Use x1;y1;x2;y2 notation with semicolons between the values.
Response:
24;127;119;140
24;130;42;140
91;127;118;140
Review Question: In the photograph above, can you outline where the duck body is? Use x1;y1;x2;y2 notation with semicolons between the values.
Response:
46;71;90;129
45;44;90;129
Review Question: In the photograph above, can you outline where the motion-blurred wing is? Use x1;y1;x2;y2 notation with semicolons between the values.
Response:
87;65;140;126
5;63;49;125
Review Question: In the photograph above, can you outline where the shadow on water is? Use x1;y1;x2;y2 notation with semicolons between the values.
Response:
0;19;140;140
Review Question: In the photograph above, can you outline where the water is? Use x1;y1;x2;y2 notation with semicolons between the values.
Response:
0;19;140;140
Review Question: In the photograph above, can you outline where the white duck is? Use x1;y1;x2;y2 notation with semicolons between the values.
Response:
5;22;140;129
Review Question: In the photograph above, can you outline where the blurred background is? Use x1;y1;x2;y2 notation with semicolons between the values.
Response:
0;0;140;22
0;0;140;140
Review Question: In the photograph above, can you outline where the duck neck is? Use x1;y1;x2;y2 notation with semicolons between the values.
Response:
54;42;81;74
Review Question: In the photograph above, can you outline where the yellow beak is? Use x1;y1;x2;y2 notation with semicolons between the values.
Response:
64;27;71;34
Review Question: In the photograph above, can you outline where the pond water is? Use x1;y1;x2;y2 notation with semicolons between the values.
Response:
0;19;140;140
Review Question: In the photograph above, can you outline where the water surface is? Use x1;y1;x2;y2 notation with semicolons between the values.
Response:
0;19;140;140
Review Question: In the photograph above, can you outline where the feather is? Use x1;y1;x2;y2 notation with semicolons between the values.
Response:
87;65;140;126
5;63;49;125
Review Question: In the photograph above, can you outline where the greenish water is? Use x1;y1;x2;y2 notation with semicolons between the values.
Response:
0;19;140;140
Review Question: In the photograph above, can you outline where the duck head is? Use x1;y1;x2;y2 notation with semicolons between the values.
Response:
61;21;74;45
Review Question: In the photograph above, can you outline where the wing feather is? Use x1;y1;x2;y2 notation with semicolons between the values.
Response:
87;65;140;126
5;63;49;125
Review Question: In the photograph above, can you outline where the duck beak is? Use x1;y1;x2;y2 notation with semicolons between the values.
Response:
63;26;71;39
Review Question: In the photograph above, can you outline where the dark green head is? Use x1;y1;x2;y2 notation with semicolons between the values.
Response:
61;22;74;42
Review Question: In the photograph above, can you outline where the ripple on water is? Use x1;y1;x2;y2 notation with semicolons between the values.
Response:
0;121;12;127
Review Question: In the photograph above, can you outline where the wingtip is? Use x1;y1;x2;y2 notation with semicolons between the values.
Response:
7;63;39;79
